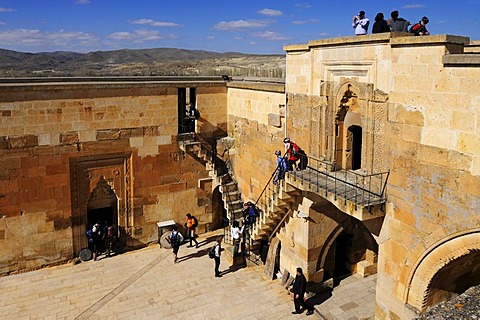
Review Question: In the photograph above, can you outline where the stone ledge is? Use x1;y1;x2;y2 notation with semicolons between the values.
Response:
443;53;480;66
284;34;471;52
227;81;285;93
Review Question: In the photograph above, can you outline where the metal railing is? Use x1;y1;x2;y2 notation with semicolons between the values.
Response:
288;154;389;207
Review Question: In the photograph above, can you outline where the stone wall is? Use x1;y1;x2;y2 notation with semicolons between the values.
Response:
284;34;480;318
0;81;227;275
226;83;285;201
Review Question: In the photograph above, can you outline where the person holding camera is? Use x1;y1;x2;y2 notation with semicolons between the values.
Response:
352;10;369;35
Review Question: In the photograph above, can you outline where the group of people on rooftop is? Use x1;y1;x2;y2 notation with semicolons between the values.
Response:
353;10;430;36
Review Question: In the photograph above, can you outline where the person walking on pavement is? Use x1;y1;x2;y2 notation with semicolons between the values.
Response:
170;225;184;263
291;267;314;315
214;237;222;277
184;213;199;248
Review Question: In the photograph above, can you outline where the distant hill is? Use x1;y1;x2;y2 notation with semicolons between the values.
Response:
0;48;286;78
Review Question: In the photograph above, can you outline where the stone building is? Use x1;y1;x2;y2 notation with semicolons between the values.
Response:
1;33;480;319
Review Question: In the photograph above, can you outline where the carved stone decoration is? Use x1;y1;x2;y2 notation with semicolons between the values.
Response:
87;175;117;209
335;84;357;122
69;153;132;256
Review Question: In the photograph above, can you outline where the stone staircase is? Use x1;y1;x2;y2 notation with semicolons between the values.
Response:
251;180;298;242
178;134;244;228
178;134;298;264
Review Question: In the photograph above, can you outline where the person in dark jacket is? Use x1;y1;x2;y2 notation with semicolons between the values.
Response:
291;267;314;315
372;12;390;34
410;16;430;36
387;10;410;32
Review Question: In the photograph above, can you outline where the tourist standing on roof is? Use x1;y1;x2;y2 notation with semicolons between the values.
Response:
372;13;390;34
410;16;430;36
352;10;369;35
387;10;410;32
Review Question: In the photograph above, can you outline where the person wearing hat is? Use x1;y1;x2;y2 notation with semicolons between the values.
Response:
410;16;430;36
352;10;369;35
273;149;288;185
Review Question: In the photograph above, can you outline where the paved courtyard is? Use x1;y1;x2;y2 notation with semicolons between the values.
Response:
0;231;376;320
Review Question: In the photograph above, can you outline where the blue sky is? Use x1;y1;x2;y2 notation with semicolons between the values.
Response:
0;1;478;54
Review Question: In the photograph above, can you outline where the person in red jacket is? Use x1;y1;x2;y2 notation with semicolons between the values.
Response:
410;16;430;36
284;138;304;171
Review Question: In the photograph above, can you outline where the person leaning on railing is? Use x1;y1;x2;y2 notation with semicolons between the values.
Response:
273;150;289;185
284;138;308;171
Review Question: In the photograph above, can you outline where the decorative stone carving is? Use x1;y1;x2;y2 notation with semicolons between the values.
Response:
336;84;357;122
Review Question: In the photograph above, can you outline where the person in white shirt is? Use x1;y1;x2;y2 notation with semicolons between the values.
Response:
352;10;369;35
214;237;222;277
230;221;245;257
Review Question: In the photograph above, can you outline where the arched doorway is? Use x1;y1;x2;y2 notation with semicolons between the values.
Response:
347;125;362;170
426;251;480;306
211;185;227;230
86;176;118;236
406;231;480;312
322;219;378;282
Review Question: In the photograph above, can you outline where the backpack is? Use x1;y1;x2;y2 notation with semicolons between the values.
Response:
208;245;216;259
194;108;200;120
192;216;199;228
280;157;289;172
409;23;421;34
86;229;94;243
171;231;183;247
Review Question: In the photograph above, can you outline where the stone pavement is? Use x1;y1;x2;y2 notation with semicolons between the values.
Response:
0;231;314;320
312;274;376;320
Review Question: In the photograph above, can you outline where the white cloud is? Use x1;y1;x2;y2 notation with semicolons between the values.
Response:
206;35;215;40
251;31;290;41
107;29;177;42
403;4;426;9
130;18;181;27
292;19;319;25
0;21;5;25
294;3;311;9
214;20;269;31
0;7;15;12
0;29;99;49
257;9;282;17
74;0;91;4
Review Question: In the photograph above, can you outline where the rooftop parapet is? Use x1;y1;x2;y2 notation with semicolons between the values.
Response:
284;34;471;52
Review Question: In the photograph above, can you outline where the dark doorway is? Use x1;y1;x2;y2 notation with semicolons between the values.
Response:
178;87;186;134
87;206;115;233
348;125;362;170
178;87;197;134
426;251;480;307
333;233;353;279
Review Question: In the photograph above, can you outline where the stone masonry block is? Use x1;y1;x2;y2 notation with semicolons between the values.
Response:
268;113;282;127
60;132;79;145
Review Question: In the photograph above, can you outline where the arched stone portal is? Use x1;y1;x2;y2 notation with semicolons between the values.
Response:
70;153;131;256
211;185;227;230
320;218;378;281
334;83;363;171
309;198;378;282
86;176;118;237
405;231;480;312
